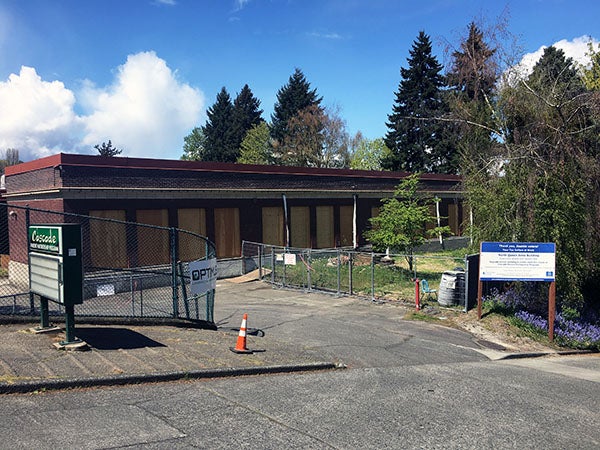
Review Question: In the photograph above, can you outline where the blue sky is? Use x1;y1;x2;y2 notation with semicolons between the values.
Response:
1;0;598;161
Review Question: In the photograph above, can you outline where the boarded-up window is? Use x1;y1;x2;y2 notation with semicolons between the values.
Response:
89;210;127;269
214;208;240;258
339;205;354;247
262;207;284;246
290;206;310;248
448;203;459;236
316;206;334;248
136;209;170;266
178;208;207;261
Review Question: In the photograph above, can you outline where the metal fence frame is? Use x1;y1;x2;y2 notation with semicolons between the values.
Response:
0;204;216;323
242;240;474;310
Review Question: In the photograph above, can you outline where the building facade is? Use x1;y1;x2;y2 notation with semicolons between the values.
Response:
4;153;465;265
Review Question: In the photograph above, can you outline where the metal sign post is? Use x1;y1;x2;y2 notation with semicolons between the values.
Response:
28;224;85;348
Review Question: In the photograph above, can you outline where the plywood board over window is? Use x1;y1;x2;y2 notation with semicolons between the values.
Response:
339;205;354;247
214;208;240;258
178;208;207;261
290;206;310;248
316;206;334;248
262;207;284;246
136;209;170;266
89;210;127;269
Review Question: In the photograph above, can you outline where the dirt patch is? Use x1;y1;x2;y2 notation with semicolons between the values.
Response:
413;305;557;353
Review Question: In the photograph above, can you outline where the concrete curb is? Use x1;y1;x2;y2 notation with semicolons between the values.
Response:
0;315;217;330
497;349;597;360
0;362;340;395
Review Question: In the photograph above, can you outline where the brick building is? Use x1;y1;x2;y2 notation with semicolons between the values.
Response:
4;153;465;265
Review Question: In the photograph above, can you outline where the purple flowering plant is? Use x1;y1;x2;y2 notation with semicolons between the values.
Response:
483;288;600;350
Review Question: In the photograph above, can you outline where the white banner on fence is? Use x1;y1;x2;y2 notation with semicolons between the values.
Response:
284;253;297;265
189;258;218;295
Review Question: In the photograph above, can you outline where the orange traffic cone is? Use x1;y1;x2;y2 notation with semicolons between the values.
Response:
230;313;253;354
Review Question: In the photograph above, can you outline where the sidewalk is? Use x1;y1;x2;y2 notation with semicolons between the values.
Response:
0;321;336;394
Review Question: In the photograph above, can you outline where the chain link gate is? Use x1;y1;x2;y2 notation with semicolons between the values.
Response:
242;240;469;307
0;204;216;323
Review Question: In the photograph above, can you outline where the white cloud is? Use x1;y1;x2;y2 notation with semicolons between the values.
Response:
0;66;83;160
0;52;205;161
308;31;343;40
80;51;205;159
513;35;599;80
234;0;250;12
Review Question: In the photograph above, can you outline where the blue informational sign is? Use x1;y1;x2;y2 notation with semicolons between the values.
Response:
479;242;556;282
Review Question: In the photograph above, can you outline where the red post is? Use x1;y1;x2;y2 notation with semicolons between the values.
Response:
415;278;420;311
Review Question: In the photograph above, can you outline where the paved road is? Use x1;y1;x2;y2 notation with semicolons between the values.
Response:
214;281;488;368
1;281;598;449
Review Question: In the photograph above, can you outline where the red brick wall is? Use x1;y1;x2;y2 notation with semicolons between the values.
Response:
7;199;65;264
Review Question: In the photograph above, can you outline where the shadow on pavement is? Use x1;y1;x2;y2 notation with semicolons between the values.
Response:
75;327;166;350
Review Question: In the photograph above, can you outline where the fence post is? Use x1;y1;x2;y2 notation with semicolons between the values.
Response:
130;272;135;316
271;247;275;284
258;243;263;280
170;227;179;318
348;252;353;296
26;207;35;314
307;249;312;291
336;249;341;296
371;252;375;301
283;247;287;287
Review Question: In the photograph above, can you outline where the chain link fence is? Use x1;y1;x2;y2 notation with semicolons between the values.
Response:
0;204;216;323
242;240;473;308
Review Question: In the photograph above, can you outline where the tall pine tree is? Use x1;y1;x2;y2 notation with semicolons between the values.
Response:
383;31;448;173
231;84;264;154
446;22;498;176
271;68;322;144
202;87;237;162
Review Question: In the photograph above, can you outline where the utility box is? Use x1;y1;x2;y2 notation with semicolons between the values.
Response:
28;224;83;306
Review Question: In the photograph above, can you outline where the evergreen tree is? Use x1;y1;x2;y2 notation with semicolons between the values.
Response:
94;140;122;157
231;84;264;154
271;68;322;143
445;22;498;176
382;31;449;173
202;87;237;162
447;22;496;102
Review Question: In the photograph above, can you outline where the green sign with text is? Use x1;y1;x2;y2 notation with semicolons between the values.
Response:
28;226;61;254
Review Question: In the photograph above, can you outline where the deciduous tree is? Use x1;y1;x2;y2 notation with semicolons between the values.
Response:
181;127;207;161
365;174;450;272
237;122;272;165
349;135;391;171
